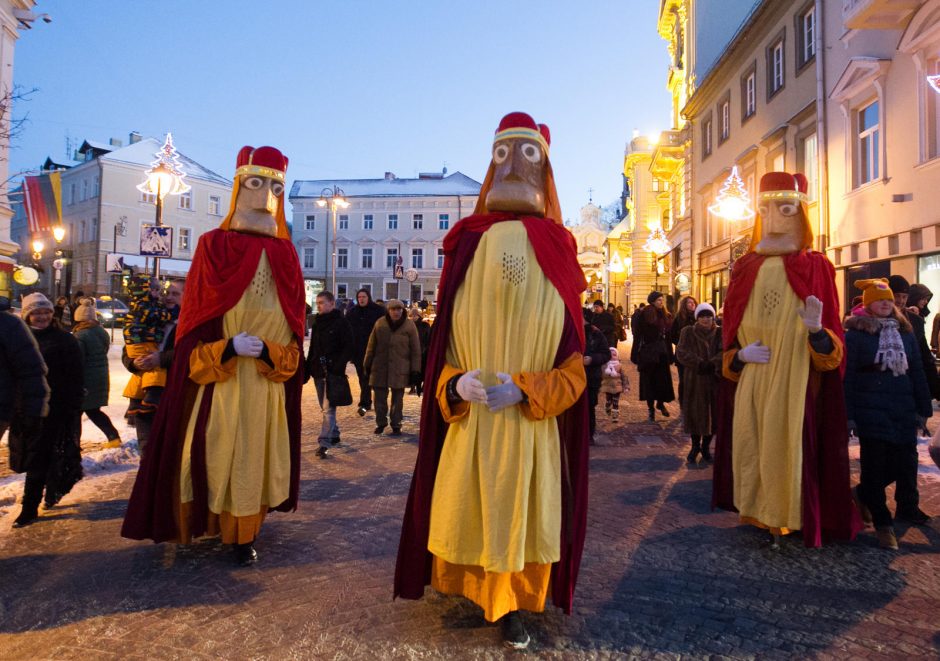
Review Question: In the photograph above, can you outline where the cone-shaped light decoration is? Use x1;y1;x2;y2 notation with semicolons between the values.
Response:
644;226;671;256
136;133;191;200
608;251;625;273
708;165;755;221
928;74;940;95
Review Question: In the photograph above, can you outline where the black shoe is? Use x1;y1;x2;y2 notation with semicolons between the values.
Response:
700;447;713;463
234;542;258;566
13;508;39;528
500;611;530;650
315;446;328;459
330;436;341;447
657;403;670;417
374;426;386;435
686;448;699;465
390;427;402;436
648;409;655;422
896;508;931;525
357;406;367;417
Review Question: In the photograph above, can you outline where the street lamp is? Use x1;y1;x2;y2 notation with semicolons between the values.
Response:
316;185;349;294
644;226;671;292
136;133;190;278
708;165;755;222
51;225;68;298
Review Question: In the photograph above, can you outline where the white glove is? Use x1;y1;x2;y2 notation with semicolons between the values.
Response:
738;341;770;364
232;331;263;358
456;369;487;404
798;295;824;333
485;372;524;412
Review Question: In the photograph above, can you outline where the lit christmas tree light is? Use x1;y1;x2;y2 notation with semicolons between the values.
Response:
708;165;755;221
928;74;940;95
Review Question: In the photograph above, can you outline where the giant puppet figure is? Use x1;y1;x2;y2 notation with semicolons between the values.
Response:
712;172;861;547
394;113;590;650
122;146;305;566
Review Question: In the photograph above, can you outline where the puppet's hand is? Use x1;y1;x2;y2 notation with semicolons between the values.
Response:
799;295;824;333
232;331;263;358
456;369;487;404
738;341;771;364
485;372;523;412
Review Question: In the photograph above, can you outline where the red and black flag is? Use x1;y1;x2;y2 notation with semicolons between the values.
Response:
22;172;63;233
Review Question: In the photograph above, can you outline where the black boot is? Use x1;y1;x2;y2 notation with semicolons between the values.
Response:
13;506;39;528
234;542;258;566
700;436;713;463
648;407;655;422
657;402;670;417
686;436;701;465
500;610;530;650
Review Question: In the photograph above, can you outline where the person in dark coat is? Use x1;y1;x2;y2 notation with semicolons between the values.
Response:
72;298;121;447
408;308;432;396
363;299;421;436
905;283;939;400
669;295;698;402
305;290;354;458
346;288;385;416
630;303;645;338
11;293;84;527
589;300;616;348
845;279;933;550
53;295;72;330
0;296;48;450
632;291;675;421
675;303;722;465
584;317;611;441
609;303;626;343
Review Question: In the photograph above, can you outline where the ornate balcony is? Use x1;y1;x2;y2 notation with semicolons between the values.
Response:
843;0;921;30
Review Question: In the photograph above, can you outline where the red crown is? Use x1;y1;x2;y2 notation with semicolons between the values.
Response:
235;146;288;180
495;112;551;149
759;171;807;194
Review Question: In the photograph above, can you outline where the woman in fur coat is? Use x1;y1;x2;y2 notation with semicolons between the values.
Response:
675;303;722;464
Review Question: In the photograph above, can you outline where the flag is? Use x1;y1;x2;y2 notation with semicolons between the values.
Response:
22;172;63;233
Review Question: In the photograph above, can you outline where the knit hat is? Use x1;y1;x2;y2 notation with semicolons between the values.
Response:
386;298;405;310
888;274;910;295
74;297;97;322
647;291;664;304
21;292;53;320
592;299;604;309
855;278;894;307
694;302;716;318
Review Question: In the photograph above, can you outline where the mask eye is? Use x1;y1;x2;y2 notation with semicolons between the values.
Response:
493;144;509;164
521;142;541;163
244;176;264;190
757;204;769;217
271;182;284;197
779;203;799;216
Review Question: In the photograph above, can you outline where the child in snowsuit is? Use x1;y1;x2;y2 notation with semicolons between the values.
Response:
600;346;630;420
122;274;171;414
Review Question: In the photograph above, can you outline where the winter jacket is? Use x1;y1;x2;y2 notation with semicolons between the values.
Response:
305;308;354;380
413;318;431;371
904;305;940;400
74;322;111;410
600;359;629;394
346;300;385;362
0;310;49;420
675;324;722;435
123;290;171;345
364;316;421;389
590;310;617;348
633;305;676;403
844;314;932;444
584;324;611;390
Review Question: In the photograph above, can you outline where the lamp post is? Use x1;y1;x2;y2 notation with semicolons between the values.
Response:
644;226;671;294
51;225;66;299
136;134;190;279
316;185;349;294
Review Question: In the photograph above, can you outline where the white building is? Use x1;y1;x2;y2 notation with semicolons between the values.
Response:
289;170;480;304
11;133;231;297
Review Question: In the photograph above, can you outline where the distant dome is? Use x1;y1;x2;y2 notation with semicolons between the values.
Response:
579;202;602;228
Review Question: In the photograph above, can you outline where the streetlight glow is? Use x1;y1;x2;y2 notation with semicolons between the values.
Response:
708;166;755;222
31;238;44;254
52;225;66;243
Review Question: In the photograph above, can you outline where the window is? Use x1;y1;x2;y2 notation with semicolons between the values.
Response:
179;191;193;210
69;183;76;205
767;35;785;98
81;180;87;201
338;214;349;230
801;132;818;201
741;63;757;121
928;59;940;161
337;247;348;269
703;115;713;158
413;213;423;230
337;283;348;299
140;189;156;205
359;283;372;296
89;216;97;242
305;214;316;230
796;4;816;69
388;214;398;230
386;247;398;268
208;195;221;216
411;248;423;269
720;99;730;142
79;220;86;243
178;227;192;252
438;213;449;230
92;176;99;198
363;214;374;230
361;247;373;269
303;248;315;269
437;248;445;268
857;100;880;185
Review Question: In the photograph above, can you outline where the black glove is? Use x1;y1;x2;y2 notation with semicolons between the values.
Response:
410;371;423;387
697;362;716;375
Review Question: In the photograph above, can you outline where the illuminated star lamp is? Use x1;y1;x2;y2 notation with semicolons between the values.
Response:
644;226;671;256
136;133;191;200
928;74;940;95
707;165;755;221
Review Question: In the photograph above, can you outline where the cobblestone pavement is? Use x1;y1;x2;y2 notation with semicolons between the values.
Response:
2;344;940;659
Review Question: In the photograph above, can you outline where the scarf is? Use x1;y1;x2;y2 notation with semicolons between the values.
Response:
387;312;406;332
875;318;908;376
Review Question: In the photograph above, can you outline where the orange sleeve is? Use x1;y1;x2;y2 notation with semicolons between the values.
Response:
512;352;586;421
436;361;471;423
809;328;843;372
256;340;300;383
189;339;237;385
722;349;742;382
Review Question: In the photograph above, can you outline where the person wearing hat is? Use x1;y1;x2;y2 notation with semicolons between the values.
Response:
631;291;676;421
11;292;84;526
72;297;121;448
123;146;305;567
589;299;616;348
675;303;723;464
363;298;421;436
395;112;590;650
713;172;860;547
844;279;932;549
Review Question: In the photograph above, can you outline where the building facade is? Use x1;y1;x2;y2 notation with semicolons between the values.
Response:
11;133;232;298
289;171;480;305
570;200;608;301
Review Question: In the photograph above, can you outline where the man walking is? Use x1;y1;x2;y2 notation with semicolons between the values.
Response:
306;290;353;458
346;288;385;416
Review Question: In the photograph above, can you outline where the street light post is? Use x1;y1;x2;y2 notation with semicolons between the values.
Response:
136;133;190;280
316;185;349;294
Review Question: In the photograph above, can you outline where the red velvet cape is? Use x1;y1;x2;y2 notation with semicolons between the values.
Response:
712;251;861;546
122;229;306;543
394;212;590;614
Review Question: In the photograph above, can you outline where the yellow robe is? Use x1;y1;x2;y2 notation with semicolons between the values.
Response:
178;251;298;544
427;221;578;621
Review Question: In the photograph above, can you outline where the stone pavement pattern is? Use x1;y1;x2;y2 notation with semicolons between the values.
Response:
2;353;940;659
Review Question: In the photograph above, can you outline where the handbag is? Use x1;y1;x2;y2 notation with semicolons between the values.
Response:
325;372;353;407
